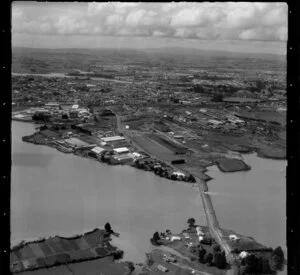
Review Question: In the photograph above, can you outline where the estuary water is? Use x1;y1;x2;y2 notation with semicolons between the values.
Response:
206;153;286;255
11;121;286;264
11;121;205;263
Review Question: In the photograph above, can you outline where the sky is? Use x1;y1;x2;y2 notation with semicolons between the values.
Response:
12;2;288;54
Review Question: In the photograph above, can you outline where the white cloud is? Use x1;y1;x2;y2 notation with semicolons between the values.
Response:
12;2;288;42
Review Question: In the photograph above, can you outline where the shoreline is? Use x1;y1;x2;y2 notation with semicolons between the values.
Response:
10;227;131;274
15;119;285;186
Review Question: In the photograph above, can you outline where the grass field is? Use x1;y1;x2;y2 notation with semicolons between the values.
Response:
131;135;179;162
148;134;188;154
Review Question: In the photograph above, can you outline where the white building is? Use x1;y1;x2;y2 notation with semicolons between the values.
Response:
172;171;185;178
196;226;204;236
229;234;240;241
170;236;181;242
91;146;105;155
101;136;125;143
239;251;250;259
113;147;129;155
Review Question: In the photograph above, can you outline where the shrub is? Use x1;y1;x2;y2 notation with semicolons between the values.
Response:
270;246;284;271
187;218;196;228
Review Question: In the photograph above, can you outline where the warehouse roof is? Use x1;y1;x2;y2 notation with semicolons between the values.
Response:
101;136;125;142
113;147;129;154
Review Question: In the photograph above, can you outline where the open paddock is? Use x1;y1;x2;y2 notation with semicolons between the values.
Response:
130;136;179;162
148;134;188;154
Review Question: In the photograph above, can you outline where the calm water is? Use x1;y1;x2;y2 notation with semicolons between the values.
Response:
11;121;205;263
206;154;286;254
11;121;286;265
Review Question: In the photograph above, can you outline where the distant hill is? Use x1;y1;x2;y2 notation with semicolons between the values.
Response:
12;46;285;61
142;47;286;61
12;46;286;74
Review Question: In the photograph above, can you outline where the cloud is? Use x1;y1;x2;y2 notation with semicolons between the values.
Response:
12;2;288;41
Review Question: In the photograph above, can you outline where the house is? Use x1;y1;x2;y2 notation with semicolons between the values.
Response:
229;234;240;241
196;226;204;236
170;236;181;242
172;171;185;178
239;251;250;259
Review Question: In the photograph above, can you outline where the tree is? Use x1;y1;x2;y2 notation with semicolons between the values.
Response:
212;244;221;253
151;232;161;246
187;218;196;228
243;254;258;274
211;94;224;102
170;174;177;181
257;257;273;274
104;222;113;233
270;246;284;271
62;114;68;119
204;253;213;266
214;251;227;269
198;247;206;263
153;232;160;241
188;174;196;183
32;112;51;122
270;255;284;271
125;262;135;274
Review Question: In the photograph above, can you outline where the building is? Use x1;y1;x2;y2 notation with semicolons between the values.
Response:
113;147;129;155
45;102;60;110
172;171;185;178
101;136;125;143
196;227;204;236
110;153;134;164
170;236;181;242
89;146;106;158
239;251;250;259
229;234;240;241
